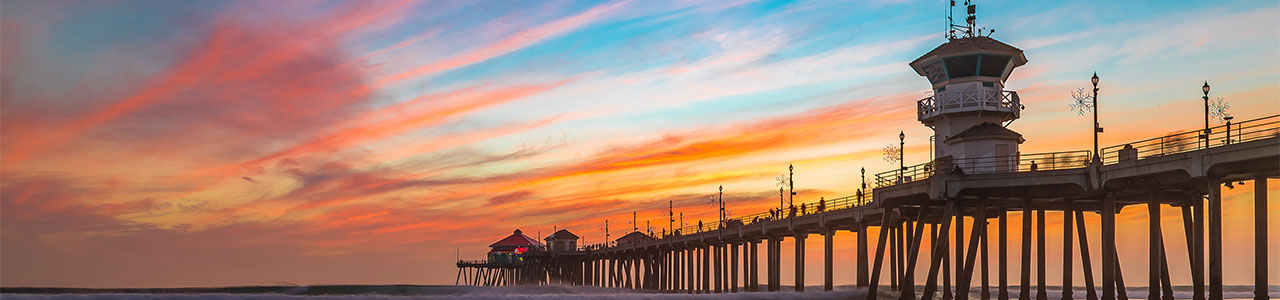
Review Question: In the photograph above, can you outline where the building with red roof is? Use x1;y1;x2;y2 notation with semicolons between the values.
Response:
487;229;543;264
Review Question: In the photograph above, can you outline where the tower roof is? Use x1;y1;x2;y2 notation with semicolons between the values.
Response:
910;36;1027;77
943;122;1025;144
489;229;542;248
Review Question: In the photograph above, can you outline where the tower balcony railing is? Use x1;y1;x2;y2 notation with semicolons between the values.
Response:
918;89;1020;121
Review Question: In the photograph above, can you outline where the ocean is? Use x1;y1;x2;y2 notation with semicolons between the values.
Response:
1;285;1274;299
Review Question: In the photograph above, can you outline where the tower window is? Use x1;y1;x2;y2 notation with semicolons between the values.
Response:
982;82;994;87
944;55;979;78
979;55;1011;77
923;60;947;84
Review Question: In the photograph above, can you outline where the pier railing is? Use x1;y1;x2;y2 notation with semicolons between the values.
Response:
651;190;875;241
874;160;935;188
945;150;1092;174
874;150;1093;188
1100;114;1280;164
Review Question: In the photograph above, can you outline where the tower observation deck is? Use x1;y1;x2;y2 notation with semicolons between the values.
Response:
910;35;1027;170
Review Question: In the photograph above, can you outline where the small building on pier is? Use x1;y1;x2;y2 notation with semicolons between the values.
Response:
487;229;542;264
544;229;579;252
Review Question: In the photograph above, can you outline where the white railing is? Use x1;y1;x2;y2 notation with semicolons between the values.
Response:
918;89;1020;121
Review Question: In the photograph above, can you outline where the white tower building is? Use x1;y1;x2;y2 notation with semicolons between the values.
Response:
908;4;1026;173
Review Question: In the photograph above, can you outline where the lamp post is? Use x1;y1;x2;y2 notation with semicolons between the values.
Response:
899;131;905;183
669;200;674;234
718;185;724;228
1092;73;1100;161
779;187;784;213
860;167;866;206
1202;81;1211;149
789;164;795;207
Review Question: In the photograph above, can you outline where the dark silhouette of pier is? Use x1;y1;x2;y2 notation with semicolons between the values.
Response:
457;117;1277;300
456;5;1277;299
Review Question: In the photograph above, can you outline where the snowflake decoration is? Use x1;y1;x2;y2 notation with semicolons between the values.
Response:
1069;87;1095;116
1209;97;1231;124
775;174;791;190
883;144;901;164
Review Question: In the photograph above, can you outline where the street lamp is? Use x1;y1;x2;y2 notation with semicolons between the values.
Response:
718;185;724;228
859;167;866;205
788;164;795;207
861;167;866;190
1202;81;1211;149
1092;72;1101;161
899;131;905;183
779;187;784;212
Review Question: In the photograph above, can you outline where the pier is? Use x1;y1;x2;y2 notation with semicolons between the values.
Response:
455;5;1278;299
458;118;1277;300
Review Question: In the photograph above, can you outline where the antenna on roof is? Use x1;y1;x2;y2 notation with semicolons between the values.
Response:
946;0;991;40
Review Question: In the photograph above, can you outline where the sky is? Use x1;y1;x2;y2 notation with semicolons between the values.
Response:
1;0;1277;289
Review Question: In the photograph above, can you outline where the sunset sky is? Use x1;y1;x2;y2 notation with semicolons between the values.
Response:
1;0;1277;288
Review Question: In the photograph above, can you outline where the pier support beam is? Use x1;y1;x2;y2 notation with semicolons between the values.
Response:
1193;194;1205;300
956;210;966;300
1021;200;1033;300
982;203;991;300
687;248;695;293
1064;199;1074;300
1256;176;1269;300
1114;248;1128;300
868;214;894;300
1077;210;1098;300
715;244;723;293
825;228;834;291
750;240;759;292
1038;209;1047;300
921;200;957;300
1149;192;1161;300
1000;208;1009;300
706;246;716;293
1208;178;1223;300
901;208;927;300
902;222;910;291
1161;230;1174;300
731;242;739;293
959;201;988;300
946;220;954;299
770;237;781;291
859;223;869;287
1102;195;1115;300
796;233;807;292
891;224;900;291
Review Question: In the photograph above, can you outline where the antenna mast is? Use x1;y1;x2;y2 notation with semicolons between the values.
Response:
946;0;987;40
